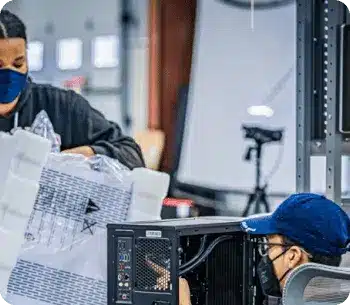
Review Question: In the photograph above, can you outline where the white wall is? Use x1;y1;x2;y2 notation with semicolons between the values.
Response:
5;0;149;135
177;0;348;194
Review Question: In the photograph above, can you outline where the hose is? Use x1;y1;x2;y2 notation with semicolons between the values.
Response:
180;235;207;270
179;235;233;276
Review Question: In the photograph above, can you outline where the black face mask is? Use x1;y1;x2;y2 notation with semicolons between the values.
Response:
257;251;290;298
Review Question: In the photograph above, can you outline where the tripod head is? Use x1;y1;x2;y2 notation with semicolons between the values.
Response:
242;125;284;161
242;125;284;145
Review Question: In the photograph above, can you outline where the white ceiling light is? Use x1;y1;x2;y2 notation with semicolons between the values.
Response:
247;105;274;118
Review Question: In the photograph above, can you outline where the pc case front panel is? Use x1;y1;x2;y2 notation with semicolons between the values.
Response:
108;226;179;305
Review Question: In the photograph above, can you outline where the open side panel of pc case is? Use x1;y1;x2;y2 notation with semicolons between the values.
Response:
108;223;263;305
180;233;263;305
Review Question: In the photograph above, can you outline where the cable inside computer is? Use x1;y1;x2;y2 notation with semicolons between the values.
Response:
178;233;259;305
108;218;264;305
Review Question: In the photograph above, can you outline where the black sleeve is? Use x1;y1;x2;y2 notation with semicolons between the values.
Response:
71;92;145;169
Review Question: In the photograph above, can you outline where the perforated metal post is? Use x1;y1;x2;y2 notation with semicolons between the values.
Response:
296;0;313;193
325;0;344;203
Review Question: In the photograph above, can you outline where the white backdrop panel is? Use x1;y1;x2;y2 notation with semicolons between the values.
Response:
177;0;347;194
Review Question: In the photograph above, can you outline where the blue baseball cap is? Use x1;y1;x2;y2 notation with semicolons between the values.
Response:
241;193;350;256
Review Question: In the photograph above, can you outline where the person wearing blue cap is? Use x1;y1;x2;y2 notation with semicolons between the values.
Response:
240;192;350;300
151;193;350;305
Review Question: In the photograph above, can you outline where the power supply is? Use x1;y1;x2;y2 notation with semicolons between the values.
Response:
107;217;263;305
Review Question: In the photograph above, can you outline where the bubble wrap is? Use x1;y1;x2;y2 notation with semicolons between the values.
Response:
30;110;61;153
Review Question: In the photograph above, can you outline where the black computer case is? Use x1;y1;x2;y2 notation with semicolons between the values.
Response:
107;217;263;305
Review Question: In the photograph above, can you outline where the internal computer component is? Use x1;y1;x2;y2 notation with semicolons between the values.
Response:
107;217;263;305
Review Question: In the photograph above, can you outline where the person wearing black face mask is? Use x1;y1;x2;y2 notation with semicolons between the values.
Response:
254;235;313;302
0;10;145;170
152;193;350;305
241;193;350;304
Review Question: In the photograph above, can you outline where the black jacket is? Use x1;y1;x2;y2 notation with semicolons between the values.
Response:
0;80;145;169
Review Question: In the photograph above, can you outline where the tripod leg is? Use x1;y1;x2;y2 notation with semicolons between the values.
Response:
242;193;256;217
254;192;262;215
260;193;271;213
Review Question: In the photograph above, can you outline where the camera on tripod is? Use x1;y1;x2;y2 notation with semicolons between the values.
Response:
241;125;284;216
242;125;284;144
242;126;284;161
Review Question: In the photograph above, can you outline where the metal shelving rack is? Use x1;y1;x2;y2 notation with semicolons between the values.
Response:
296;0;348;204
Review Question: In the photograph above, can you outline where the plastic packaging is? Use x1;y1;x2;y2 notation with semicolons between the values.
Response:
0;130;51;299
4;115;170;305
30;110;61;153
